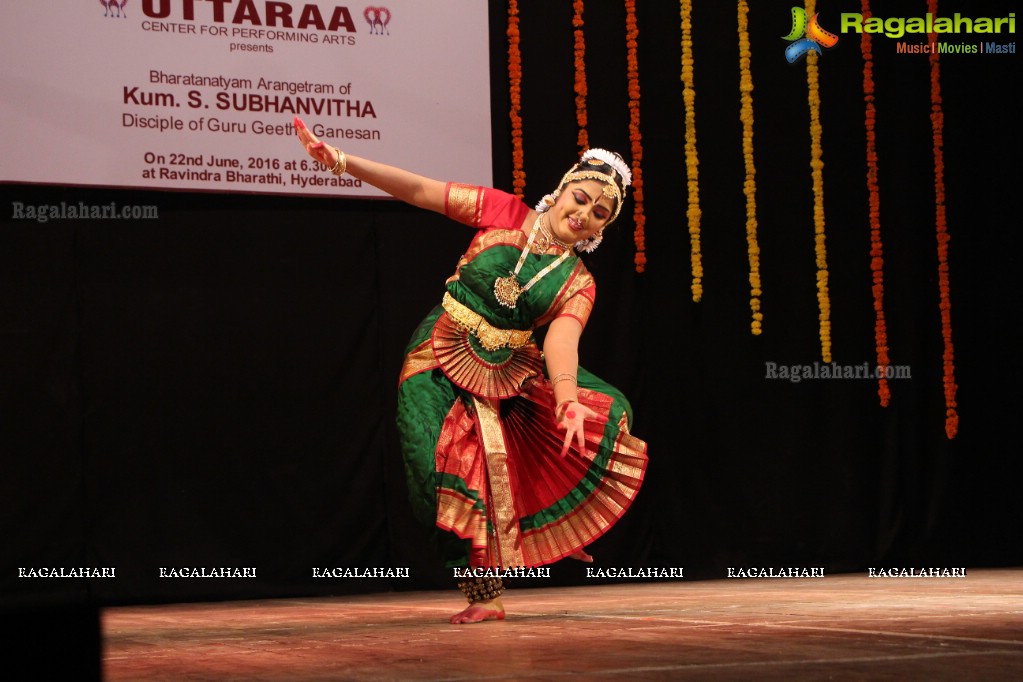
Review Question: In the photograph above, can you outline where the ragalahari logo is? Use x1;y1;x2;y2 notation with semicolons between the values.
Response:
364;7;391;35
784;7;839;62
100;0;128;18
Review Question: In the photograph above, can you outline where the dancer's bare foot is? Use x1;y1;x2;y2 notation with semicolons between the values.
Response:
570;549;594;563
449;597;505;624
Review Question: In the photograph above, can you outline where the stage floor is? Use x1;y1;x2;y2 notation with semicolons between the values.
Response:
103;568;1023;681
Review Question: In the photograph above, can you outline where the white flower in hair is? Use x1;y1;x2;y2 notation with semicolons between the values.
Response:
581;148;632;187
534;193;557;213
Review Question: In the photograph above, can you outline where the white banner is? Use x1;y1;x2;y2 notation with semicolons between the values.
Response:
0;1;492;197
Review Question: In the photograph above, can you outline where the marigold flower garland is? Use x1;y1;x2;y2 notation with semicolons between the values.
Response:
737;0;761;333
859;1;891;406
680;0;702;301
805;0;831;362
573;0;589;153
927;0;958;438
625;0;646;272
507;0;525;198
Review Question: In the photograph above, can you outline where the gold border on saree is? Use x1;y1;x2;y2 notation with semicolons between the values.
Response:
442;292;532;352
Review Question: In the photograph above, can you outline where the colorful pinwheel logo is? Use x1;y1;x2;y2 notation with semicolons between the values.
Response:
783;7;838;63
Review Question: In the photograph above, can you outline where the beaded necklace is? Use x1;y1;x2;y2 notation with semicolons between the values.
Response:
493;215;573;309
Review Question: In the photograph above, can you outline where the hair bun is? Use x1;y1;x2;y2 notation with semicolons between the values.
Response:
580;148;632;187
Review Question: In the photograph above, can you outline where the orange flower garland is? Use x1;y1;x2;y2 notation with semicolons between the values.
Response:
927;0;958;438
805;0;831;362
680;0;702;301
738;0;761;333
573;0;589;153
625;0;645;272
507;0;525;198
860;0;890;406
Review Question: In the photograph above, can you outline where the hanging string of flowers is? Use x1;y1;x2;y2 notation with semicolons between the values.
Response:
573;0;589;153
625;0;646;272
680;0;702;301
860;0;890;406
737;0;761;333
805;0;831;362
507;0;525;198
927;0;958;439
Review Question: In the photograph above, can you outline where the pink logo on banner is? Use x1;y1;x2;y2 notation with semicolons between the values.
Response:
364;7;391;35
100;0;128;18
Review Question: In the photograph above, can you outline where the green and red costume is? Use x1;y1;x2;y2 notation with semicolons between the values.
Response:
397;183;648;569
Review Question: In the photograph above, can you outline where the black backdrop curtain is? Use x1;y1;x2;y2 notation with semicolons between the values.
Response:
2;0;1019;609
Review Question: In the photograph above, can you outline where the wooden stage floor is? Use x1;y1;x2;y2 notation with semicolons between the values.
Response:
103;568;1023;680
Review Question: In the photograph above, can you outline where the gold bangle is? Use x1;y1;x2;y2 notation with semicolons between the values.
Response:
328;147;346;176
552;373;577;386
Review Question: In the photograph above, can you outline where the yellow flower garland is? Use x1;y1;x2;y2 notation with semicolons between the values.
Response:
625;0;645;272
737;0;761;334
806;0;831;362
928;0;958;438
508;0;525;198
680;0;702;301
573;0;589;153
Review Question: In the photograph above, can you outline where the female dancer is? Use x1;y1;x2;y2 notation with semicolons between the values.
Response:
295;117;648;623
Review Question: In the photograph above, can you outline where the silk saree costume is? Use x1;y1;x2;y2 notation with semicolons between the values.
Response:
397;183;647;569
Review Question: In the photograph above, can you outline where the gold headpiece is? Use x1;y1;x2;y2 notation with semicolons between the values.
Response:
555;169;624;221
536;149;631;225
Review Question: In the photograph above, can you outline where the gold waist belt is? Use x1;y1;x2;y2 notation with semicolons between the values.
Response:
441;292;532;352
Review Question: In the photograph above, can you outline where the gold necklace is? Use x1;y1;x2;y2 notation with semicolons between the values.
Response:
493;215;574;309
534;213;572;252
